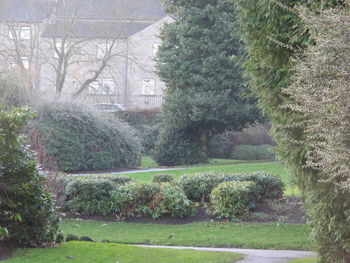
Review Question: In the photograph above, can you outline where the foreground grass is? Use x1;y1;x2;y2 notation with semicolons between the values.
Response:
63;219;312;250
289;258;318;263
130;159;297;196
4;242;242;263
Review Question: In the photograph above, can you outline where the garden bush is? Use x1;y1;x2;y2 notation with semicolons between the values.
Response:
152;173;175;183
110;182;160;218
28;102;141;172
231;144;275;160
148;183;196;219
65;179;116;215
180;172;284;202
209;181;257;220
91;175;133;185
0;107;60;246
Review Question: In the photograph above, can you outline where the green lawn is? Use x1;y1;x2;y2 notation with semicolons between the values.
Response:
123;158;298;196
63;219;312;250
4;242;242;263
289;258;318;263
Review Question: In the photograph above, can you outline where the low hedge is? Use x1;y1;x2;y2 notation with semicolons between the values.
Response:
179;172;284;202
209;181;257;220
231;144;275;160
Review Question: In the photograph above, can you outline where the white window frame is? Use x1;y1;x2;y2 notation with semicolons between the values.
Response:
89;78;115;95
153;43;161;58
8;25;30;40
97;42;111;59
142;79;155;96
20;56;29;69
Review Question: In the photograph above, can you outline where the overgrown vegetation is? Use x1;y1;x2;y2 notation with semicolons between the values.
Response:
231;145;275;160
0;107;60;246
28;102;141;172
234;0;348;261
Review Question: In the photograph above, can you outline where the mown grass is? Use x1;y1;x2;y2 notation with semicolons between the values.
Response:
63;219;312;250
4;242;242;263
126;158;298;196
289;258;318;263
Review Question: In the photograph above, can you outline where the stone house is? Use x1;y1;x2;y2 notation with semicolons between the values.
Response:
0;0;173;110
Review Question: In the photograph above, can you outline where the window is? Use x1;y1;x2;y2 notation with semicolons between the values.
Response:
89;78;115;95
20;56;29;69
97;43;110;59
153;43;161;57
8;26;30;40
142;79;155;95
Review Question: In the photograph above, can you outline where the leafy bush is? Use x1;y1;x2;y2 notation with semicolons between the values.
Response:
28;102;141;172
153;127;205;166
91;175;133;185
0;107;60;246
179;173;223;202
65;179;116;215
209;181;257;220
180;172;284;202
110;182;160;218
149;183;196;219
152;173;175;183
231;145;275;160
0;227;8;240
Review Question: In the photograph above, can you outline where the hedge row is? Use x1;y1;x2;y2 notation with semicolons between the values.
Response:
64;172;283;221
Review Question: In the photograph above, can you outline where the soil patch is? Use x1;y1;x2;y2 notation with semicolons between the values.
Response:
67;197;307;224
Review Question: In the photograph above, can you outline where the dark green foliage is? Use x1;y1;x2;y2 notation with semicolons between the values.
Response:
0;107;61;246
149;183;196;219
209;181;257;220
155;0;261;165
179;172;284;202
79;236;94;242
153;127;205;166
91;175;133;185
66;234;79;242
231;145;275;160
234;0;346;261
55;233;64;243
29;102;141;172
65;179;116;215
152;174;175;183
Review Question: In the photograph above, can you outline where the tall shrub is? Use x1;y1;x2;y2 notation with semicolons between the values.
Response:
234;0;347;261
0;107;60;246
285;5;350;261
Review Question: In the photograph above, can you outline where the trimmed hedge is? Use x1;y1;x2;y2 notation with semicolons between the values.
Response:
179;172;284;202
231;144;275;160
28;102;141;172
209;181;257;220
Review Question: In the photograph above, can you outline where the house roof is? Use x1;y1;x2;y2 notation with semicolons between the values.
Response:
0;0;52;22
41;21;155;39
56;0;167;21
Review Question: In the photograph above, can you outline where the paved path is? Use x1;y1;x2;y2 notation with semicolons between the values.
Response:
134;245;316;263
70;168;185;176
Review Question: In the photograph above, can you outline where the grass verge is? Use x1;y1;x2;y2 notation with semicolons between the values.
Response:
63;219;312;250
289;258;318;263
3;242;242;263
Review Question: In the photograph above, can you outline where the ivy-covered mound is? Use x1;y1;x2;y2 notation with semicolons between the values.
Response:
0;107;60;247
28;103;141;172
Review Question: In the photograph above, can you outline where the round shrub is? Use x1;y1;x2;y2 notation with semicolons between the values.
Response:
28;102;141;172
209;181;257;220
110;182;160;217
92;175;133;185
149;183;195;219
152;173;175;183
65;179;116;215
231;144;275;160
222;173;284;200
179;173;223;202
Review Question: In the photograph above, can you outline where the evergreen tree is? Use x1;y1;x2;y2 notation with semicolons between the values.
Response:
154;0;260;165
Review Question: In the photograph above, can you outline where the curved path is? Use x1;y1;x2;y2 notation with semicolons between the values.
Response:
134;245;316;263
